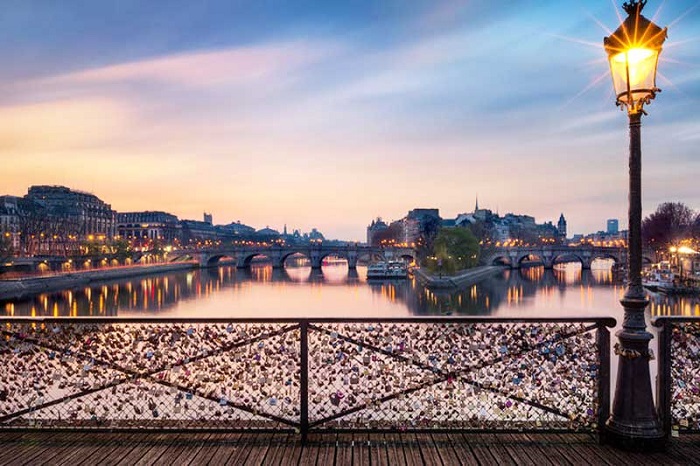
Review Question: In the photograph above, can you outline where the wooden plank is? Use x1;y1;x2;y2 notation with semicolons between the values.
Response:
354;433;371;466
297;434;319;466
278;434;303;466
445;432;478;466
368;433;390;466
210;432;252;466
517;433;569;466
152;433;211;466
0;432;60;464
186;432;236;466
496;434;540;466
461;433;499;466
71;432;142;466
430;433;461;466
257;432;290;466
415;433;441;466
53;432;127;466
14;432;85;466
132;433;174;466
315;433;337;466
552;433;612;466
400;433;424;466
335;433;354;466
0;431;27;442
384;433;406;465
111;433;170;466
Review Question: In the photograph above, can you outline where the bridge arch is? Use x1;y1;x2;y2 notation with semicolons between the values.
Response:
487;254;512;267
590;253;619;266
515;253;545;267
551;253;586;267
280;250;310;265
205;253;237;267
238;252;273;268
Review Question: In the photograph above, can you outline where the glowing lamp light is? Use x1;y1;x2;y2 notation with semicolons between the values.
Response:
604;1;667;114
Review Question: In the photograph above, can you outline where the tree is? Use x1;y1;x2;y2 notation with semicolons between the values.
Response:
415;216;442;265
425;227;480;274
642;202;695;249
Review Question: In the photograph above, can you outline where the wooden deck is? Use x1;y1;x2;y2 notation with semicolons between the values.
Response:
0;431;698;465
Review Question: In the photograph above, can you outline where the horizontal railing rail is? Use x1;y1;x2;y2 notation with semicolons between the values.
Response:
0;317;614;439
653;317;700;436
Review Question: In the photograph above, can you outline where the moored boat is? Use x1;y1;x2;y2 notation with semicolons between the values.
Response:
366;261;408;279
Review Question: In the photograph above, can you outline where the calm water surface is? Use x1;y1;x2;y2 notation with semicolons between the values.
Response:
3;261;699;323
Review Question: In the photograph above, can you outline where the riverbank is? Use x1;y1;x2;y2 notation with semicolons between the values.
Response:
413;265;506;289
0;262;197;301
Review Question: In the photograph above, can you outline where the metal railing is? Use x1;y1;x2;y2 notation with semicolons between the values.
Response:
654;317;700;436
0;317;614;437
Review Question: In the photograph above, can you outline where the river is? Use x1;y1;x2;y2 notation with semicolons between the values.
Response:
3;260;699;322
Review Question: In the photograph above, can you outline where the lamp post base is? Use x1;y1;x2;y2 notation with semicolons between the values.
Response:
605;295;666;451
603;424;666;452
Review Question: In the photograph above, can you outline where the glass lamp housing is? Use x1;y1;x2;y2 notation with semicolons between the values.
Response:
604;2;667;113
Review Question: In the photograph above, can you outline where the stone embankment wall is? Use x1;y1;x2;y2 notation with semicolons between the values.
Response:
0;263;196;301
413;265;505;289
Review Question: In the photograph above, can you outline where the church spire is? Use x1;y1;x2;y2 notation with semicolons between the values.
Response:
475;194;479;212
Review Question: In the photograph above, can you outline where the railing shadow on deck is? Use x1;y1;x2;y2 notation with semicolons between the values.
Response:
0;317;614;440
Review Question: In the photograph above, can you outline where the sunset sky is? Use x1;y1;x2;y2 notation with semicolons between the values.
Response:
1;1;699;240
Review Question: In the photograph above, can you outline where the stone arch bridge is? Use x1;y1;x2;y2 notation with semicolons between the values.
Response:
169;245;416;269
481;246;657;270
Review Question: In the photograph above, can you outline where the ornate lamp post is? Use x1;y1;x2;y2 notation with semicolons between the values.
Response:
603;0;667;450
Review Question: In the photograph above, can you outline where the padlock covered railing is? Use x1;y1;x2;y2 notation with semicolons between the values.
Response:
0;317;614;435
654;317;700;435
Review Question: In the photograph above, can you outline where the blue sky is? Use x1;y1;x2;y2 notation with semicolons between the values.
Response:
1;0;699;240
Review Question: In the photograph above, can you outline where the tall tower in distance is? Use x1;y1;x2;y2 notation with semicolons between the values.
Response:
607;219;619;235
203;212;213;225
557;213;567;239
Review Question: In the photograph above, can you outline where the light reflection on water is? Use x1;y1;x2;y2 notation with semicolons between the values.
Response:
3;261;700;321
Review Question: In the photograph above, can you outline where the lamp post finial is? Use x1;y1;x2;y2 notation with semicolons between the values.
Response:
622;0;646;15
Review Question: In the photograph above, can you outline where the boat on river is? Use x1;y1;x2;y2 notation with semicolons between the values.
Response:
642;261;700;295
366;261;408;279
642;261;675;292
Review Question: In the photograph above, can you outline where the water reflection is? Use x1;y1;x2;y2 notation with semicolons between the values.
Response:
3;262;700;319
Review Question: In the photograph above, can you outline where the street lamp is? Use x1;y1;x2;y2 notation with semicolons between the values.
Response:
603;0;667;450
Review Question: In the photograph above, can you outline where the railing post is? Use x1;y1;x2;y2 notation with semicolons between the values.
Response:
655;319;672;437
597;322;611;437
300;320;309;443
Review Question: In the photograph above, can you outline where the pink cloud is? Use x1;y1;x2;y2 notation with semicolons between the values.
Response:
42;41;336;88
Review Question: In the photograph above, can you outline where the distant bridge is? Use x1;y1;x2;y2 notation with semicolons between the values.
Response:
169;245;416;269
481;246;657;270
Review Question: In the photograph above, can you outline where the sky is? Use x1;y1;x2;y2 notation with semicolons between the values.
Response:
1;0;699;241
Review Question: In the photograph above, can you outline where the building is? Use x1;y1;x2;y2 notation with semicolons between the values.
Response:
366;218;389;246
203;212;213;225
26;186;116;240
117;211;180;245
180;220;218;244
558;214;567;239
607;219;619;235
0;196;21;251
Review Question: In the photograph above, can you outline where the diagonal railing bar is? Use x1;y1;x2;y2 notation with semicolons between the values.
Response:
0;324;301;427
453;375;569;419
310;324;435;371
0;371;134;425
308;377;445;429
307;323;595;426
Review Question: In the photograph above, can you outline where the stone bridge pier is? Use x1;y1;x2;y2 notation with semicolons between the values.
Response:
346;250;358;269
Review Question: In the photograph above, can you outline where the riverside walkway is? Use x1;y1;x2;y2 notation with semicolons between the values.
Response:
0;431;698;465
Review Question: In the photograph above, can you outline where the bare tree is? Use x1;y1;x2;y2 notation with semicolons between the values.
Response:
642;202;695;249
